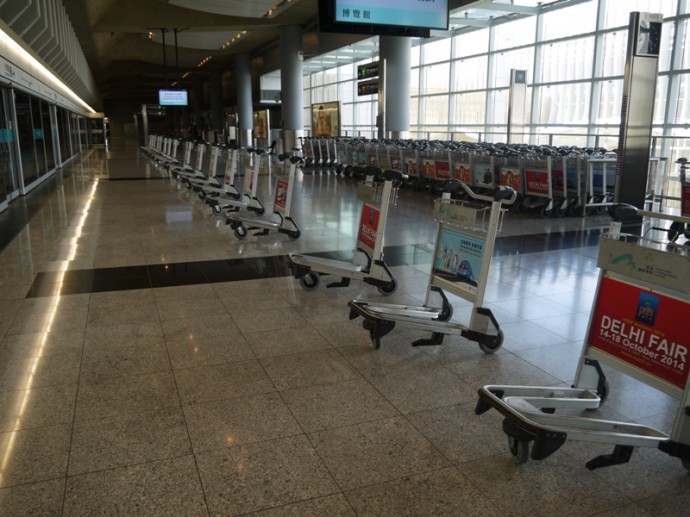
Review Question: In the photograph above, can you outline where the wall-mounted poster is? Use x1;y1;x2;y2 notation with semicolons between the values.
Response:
253;110;269;139
311;101;340;137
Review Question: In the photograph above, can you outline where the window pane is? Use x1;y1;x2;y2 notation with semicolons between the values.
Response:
596;79;623;124
654;75;668;125
423;62;450;93
422;95;449;125
454;91;486;125
538;83;591;124
493;48;534;88
453;56;487;92
674;74;690;124
600;31;627;77
494;17;536;51
658;21;674;72
542;1;597;40
603;0;676;29
489;89;508;125
454;29;489;58
341;104;354;127
411;44;420;67
410;68;420;96
338;62;354;81
540;37;594;82
338;82;354;104
422;38;451;64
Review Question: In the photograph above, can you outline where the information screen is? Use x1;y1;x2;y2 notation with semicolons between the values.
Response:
335;0;448;30
158;89;188;106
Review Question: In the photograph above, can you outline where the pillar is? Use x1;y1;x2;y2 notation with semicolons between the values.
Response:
236;53;253;147
380;36;411;139
280;24;304;152
209;69;223;138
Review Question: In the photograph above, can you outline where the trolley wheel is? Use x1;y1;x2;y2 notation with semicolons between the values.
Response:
211;204;222;216
287;229;301;241
257;207;265;216
540;205;552;218
376;278;398;296
478;329;504;354
299;272;320;291
556;206;567;217
184;179;192;190
438;303;453;322
508;436;530;465
198;190;206;200
683;458;690;471
234;225;247;239
668;222;684;243
372;336;381;350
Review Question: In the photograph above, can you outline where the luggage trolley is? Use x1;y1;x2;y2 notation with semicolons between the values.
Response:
521;152;554;217
226;153;302;240
288;168;403;294
476;206;690;470
348;181;516;350
206;148;265;216
199;147;241;205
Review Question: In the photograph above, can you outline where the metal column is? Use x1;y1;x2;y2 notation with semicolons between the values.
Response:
614;11;663;209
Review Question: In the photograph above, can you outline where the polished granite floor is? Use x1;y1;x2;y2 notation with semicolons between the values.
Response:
0;139;688;516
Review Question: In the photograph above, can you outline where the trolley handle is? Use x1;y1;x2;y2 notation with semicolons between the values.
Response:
609;203;690;226
445;179;517;206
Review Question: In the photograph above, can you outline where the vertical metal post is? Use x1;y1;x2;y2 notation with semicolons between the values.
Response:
160;28;168;83
614;11;663;210
507;69;526;144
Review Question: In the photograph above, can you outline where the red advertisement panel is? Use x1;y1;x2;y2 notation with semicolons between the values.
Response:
525;169;550;196
589;276;689;390
682;184;690;217
435;161;451;180
422;159;436;178
500;168;521;191
367;153;378;167
357;204;380;254
274;179;288;210
454;163;472;184
390;155;402;172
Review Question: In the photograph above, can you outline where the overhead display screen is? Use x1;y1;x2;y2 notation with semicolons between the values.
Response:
158;89;188;106
334;0;449;31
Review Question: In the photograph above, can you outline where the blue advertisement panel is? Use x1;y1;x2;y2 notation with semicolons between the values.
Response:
433;228;485;288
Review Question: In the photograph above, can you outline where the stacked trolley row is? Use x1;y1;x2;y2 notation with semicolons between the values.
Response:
325;137;624;218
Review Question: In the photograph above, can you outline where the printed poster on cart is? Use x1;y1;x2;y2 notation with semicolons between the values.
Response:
433;228;485;293
589;276;689;390
357;204;381;255
454;163;472;184
274;179;289;212
525;169;550;196
500;167;521;191
243;166;254;195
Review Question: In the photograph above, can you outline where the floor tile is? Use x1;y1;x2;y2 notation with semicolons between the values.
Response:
195;434;339;515
68;406;191;475
281;378;399;432
308;416;450;491
259;349;361;391
63;456;208;516
173;359;276;405
183;392;302;452
0;384;77;432
344;467;502;516
0;478;66;516
0;424;71;488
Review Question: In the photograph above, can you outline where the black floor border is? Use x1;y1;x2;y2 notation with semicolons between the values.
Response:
25;229;605;298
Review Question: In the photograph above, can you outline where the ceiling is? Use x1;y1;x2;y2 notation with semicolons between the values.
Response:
56;0;567;108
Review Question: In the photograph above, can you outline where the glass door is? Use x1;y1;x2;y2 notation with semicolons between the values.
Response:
0;88;21;209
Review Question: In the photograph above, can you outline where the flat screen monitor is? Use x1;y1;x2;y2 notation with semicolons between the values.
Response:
320;0;448;37
158;89;188;106
335;0;448;30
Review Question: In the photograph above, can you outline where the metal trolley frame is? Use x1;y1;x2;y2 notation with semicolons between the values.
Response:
348;181;516;350
476;207;690;470
289;169;402;295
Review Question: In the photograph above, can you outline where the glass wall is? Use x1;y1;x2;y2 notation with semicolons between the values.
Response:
302;0;690;161
14;90;41;184
0;89;19;203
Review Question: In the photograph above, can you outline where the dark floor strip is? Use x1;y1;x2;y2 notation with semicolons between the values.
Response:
25;229;604;298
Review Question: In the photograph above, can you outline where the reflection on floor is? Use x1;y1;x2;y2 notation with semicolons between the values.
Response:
0;140;687;515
